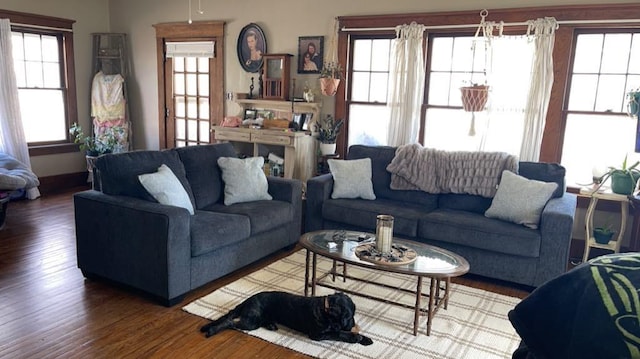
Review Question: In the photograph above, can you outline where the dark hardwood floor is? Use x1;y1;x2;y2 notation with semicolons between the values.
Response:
0;188;530;358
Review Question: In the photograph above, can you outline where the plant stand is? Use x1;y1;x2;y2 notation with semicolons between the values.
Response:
580;187;628;262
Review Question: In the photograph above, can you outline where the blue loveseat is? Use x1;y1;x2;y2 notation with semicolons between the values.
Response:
73;143;302;305
305;145;577;287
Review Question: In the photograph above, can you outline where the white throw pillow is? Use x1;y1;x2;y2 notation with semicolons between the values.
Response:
217;156;272;205
485;170;558;229
138;164;195;215
328;158;376;200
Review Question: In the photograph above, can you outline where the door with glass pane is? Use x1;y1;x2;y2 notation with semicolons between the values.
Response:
166;56;212;147
154;21;224;149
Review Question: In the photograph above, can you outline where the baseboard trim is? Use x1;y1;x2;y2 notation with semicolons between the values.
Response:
38;172;91;195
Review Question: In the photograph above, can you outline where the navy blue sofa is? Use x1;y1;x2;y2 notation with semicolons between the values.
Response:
73;143;302;305
305;145;577;287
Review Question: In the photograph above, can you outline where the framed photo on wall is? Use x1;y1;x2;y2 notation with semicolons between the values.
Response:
237;23;267;73
297;36;323;74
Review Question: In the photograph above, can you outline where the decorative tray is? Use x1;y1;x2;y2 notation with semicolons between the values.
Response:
354;242;418;266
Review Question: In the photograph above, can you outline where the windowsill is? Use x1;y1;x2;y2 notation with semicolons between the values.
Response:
28;143;79;156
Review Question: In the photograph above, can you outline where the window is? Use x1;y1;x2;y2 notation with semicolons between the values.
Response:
12;30;68;143
347;37;393;147
561;31;640;185
1;10;77;156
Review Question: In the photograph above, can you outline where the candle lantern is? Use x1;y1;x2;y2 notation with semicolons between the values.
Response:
375;215;394;253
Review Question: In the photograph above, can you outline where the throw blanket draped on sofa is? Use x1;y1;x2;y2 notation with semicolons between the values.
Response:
386;144;519;198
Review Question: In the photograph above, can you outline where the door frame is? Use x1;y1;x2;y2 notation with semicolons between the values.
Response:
153;21;225;149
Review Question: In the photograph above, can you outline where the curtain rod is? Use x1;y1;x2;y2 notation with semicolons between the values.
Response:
10;22;73;32
341;18;640;32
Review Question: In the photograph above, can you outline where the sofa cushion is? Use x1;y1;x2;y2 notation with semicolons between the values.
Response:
205;200;292;235
190;211;251;256
485;170;558;229
418;209;541;257
217;156;273;205
438;193;493;214
328;158;376;200
95;149;195;206
138;164;195;215
176;143;238;209
322;198;433;238
346;145;439;207
519;161;566;198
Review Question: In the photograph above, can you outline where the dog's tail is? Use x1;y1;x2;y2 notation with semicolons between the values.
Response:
200;310;237;338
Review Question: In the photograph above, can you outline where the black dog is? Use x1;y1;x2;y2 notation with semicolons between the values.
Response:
199;291;373;345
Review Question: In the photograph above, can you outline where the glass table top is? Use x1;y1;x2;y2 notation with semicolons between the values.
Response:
299;230;470;277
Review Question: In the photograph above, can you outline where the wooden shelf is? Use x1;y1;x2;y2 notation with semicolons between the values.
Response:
235;99;321;120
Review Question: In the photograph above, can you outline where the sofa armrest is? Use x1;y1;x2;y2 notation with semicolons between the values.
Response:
305;173;334;232
73;190;192;304
535;192;577;286
267;176;302;204
267;176;303;236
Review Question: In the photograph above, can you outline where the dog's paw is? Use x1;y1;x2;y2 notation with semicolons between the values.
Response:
264;323;278;331
359;335;373;346
199;322;211;333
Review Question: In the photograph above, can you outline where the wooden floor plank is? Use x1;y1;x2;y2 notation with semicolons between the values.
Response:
0;187;529;358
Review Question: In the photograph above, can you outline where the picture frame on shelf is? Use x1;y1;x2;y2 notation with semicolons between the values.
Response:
237;23;267;73
298;36;323;74
301;112;313;131
292;113;305;131
256;110;274;120
243;109;257;121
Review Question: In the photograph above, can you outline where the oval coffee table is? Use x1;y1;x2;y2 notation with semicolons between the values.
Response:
299;230;470;336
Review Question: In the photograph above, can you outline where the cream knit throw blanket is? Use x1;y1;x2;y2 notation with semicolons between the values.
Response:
386;144;519;198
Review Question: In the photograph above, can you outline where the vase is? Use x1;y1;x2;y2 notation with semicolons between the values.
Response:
319;143;336;155
593;228;614;244
320;78;340;96
611;172;640;195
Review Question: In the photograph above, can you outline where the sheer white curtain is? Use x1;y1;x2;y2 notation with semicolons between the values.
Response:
519;17;558;161
481;35;534;153
386;22;426;146
0;19;40;199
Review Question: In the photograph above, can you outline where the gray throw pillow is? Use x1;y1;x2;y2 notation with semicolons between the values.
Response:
217;156;272;205
485;170;558;229
328;158;376;200
138;164;195;215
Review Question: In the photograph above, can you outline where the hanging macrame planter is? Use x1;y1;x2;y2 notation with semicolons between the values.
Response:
320;78;340;96
460;9;497;136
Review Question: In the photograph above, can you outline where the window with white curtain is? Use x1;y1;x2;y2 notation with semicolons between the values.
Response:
423;35;534;154
11;29;72;145
561;31;640;186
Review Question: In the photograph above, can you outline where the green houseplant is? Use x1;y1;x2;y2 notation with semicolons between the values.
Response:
70;122;122;156
319;62;343;96
595;154;640;195
314;115;343;155
627;88;640;116
593;224;615;244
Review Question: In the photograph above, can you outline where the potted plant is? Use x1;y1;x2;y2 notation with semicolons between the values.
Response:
594;154;640;195
460;82;489;112
593;224;615;244
70;122;122;156
314;115;343;155
319;62;343;96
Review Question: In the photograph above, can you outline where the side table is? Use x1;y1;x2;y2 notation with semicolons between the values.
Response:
580;187;629;262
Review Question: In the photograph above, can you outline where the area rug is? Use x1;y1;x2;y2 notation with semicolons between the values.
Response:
183;250;522;359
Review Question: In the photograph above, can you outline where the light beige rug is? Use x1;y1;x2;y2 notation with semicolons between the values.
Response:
183;250;522;359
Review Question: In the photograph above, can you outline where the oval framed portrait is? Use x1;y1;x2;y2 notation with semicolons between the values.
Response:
237;23;267;73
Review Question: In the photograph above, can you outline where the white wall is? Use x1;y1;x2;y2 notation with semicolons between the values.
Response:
1;0;110;177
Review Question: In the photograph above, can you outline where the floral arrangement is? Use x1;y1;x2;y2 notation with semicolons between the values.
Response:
314;115;343;144
70;123;123;156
